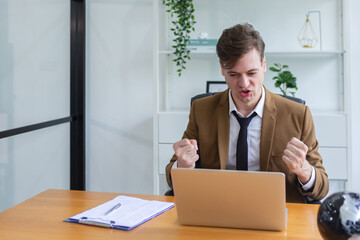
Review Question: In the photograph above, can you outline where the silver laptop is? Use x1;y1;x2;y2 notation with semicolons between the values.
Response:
171;168;287;231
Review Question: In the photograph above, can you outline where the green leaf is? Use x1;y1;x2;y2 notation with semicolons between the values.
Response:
277;76;285;83
275;82;281;87
286;82;296;88
269;67;280;72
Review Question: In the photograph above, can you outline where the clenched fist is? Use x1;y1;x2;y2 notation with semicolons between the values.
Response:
173;139;199;168
282;137;313;184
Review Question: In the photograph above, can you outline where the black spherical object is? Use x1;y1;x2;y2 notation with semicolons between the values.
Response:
317;192;360;240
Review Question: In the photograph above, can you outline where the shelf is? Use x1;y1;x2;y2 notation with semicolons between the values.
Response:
265;50;345;57
158;109;346;118
159;50;345;56
312;110;346;117
158;110;189;114
159;50;215;54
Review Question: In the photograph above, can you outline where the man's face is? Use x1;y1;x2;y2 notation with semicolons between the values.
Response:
220;48;266;115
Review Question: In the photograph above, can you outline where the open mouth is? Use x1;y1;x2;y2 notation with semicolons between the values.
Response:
240;89;251;97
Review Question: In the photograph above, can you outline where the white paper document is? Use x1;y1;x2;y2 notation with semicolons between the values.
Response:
64;195;174;231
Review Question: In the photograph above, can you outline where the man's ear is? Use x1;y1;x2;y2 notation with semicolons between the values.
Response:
262;56;267;72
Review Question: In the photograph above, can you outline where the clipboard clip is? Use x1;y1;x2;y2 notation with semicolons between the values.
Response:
79;217;116;228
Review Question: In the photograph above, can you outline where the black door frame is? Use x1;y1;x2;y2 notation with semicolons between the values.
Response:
0;0;86;190
70;0;85;190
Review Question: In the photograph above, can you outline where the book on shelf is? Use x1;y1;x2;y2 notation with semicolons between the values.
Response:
187;39;217;53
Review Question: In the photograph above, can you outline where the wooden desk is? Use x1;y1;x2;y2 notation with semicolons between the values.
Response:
0;189;322;239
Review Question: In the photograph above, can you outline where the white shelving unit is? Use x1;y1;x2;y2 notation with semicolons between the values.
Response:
153;0;350;197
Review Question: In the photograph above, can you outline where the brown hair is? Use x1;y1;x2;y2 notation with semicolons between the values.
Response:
216;23;265;69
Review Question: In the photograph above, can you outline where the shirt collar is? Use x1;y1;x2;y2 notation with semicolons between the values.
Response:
228;86;265;118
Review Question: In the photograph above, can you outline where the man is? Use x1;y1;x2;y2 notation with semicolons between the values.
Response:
165;23;329;203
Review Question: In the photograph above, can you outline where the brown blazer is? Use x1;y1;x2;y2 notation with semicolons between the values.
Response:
165;87;329;203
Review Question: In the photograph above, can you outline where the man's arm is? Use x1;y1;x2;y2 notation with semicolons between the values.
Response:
282;106;329;200
165;101;200;188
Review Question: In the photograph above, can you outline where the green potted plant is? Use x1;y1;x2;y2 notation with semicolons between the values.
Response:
163;0;196;76
269;63;298;97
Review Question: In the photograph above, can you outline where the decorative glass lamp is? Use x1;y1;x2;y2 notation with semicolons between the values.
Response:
297;11;322;50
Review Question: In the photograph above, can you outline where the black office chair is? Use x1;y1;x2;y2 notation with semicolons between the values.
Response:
190;92;305;106
280;94;305;105
190;92;218;107
304;196;321;204
165;189;174;196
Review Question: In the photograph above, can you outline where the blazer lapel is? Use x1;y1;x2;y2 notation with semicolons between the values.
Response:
260;88;277;171
217;90;230;169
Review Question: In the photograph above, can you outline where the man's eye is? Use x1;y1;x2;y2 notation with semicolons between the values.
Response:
248;72;256;76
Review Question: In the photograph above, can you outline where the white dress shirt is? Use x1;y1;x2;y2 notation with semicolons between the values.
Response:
227;87;264;171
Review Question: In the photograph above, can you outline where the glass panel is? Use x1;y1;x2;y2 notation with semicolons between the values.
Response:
86;0;153;194
0;123;70;212
0;0;70;132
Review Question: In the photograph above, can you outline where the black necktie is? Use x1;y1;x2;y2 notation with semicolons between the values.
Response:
232;111;257;170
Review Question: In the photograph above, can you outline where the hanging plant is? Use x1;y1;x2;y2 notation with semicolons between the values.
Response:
163;0;196;76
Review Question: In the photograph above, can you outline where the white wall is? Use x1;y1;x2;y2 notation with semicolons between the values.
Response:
86;0;154;194
348;0;360;193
